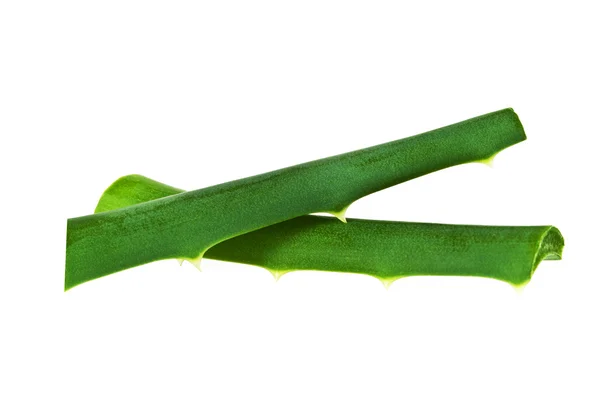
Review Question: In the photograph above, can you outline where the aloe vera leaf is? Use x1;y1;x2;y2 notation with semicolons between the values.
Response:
96;175;564;287
66;108;526;290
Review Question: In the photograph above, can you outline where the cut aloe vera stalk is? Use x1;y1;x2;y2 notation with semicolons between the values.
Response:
66;109;526;290
95;175;563;287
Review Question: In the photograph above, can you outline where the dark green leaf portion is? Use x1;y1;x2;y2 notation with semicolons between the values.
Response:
66;109;526;290
96;175;564;287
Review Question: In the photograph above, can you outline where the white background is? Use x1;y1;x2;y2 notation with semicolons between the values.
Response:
1;1;598;399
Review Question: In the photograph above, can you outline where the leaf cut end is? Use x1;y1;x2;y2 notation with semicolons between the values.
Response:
531;226;564;275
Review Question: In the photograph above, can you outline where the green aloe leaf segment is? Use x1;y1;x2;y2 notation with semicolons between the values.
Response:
66;109;529;290
96;175;563;287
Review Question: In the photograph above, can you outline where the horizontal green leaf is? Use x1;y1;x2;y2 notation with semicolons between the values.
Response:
66;109;526;290
96;175;564;287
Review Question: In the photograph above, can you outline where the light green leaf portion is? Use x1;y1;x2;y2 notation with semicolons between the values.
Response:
66;109;527;290
96;175;563;287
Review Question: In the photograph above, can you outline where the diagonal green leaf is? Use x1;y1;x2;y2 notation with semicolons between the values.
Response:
66;109;526;290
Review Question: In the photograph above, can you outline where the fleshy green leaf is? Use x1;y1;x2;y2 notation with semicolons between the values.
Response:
96;174;563;287
66;109;526;290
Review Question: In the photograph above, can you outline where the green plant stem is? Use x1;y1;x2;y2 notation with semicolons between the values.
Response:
66;109;526;290
95;175;564;287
